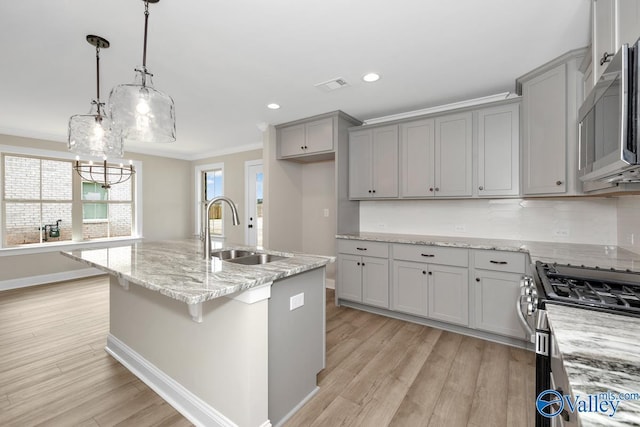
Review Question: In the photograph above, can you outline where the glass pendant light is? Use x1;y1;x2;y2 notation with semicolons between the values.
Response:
109;0;176;144
68;35;123;158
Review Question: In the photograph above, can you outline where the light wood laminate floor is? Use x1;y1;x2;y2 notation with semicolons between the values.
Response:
0;277;535;427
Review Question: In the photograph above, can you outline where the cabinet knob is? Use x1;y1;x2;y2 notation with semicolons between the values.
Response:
478;186;484;191
428;271;432;275
600;52;614;66
556;180;563;186
429;187;434;192
422;270;426;275
372;190;376;194
357;262;360;266
300;145;304;150
368;190;372;193
435;187;439;192
476;278;480;282
361;262;365;267
304;145;308;149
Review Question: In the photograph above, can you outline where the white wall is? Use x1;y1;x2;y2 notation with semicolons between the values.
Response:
360;198;618;244
617;195;640;254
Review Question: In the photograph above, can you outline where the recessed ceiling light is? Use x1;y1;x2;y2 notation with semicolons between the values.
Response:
362;73;380;83
267;103;280;110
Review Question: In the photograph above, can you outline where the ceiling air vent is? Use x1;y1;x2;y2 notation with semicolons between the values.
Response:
314;77;349;92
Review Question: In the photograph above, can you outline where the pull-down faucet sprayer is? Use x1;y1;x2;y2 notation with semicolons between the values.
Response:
202;196;240;259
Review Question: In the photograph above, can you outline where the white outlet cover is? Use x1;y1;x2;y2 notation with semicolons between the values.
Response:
289;292;304;311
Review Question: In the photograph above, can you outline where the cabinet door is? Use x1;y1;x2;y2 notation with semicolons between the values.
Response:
371;125;399;198
617;0;640;49
362;256;389;308
392;260;428;316
474;269;525;339
305;117;333;154
337;254;362;302
434;113;473;197
349;130;373;199
593;0;616;82
400;119;435;197
477;104;520;196
279;124;306;158
522;63;567;195
428;264;469;326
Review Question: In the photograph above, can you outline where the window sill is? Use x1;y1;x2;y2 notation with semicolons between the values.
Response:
0;236;144;257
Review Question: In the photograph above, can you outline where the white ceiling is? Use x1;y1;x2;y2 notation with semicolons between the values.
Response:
0;0;591;160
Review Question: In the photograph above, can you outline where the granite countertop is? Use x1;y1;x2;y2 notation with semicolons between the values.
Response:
62;239;334;305
546;304;640;427
336;232;640;271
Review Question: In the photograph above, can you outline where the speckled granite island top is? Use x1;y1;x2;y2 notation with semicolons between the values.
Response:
62;239;334;305
546;304;640;427
336;232;640;271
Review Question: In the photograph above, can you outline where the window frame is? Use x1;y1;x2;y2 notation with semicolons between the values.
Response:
0;144;143;254
194;162;224;239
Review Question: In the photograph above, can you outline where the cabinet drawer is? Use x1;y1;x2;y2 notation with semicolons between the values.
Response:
337;239;389;258
392;244;468;267
474;250;526;273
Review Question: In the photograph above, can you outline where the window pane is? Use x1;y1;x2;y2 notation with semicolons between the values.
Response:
5;202;40;246
42;203;72;241
108;178;132;201
82;182;107;201
109;204;132;237
83;203;108;220
42;160;72;200
4;156;40;199
204;169;222;200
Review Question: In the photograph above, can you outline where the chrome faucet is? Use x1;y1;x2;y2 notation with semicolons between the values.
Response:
202;196;240;259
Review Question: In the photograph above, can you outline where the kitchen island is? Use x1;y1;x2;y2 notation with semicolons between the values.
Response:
62;239;334;427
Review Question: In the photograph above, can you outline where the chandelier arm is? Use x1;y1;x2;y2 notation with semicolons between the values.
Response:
96;45;101;115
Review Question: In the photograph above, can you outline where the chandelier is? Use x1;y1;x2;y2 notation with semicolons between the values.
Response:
68;35;135;189
109;0;176;144
74;157;135;189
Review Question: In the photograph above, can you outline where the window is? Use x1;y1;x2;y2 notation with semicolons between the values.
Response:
1;151;138;248
194;163;224;238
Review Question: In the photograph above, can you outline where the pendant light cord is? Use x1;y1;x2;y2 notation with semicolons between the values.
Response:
95;44;102;117
142;0;149;68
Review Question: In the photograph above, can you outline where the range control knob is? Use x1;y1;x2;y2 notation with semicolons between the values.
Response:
527;303;536;316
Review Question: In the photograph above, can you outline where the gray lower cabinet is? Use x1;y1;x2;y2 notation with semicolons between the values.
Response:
473;270;524;339
337;240;389;308
472;250;526;339
392;260;468;325
391;244;469;326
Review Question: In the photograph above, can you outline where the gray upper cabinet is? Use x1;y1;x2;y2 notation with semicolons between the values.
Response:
521;63;568;195
277;117;334;160
400;119;435;197
592;0;640;84
349;125;398;199
399;112;472;198
476;103;520;197
435;112;473;197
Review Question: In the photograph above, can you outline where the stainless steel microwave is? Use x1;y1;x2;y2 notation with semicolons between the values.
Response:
578;40;639;183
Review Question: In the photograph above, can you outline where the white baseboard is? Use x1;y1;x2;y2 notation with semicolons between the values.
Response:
106;334;267;427
273;386;319;427
0;268;105;291
325;278;335;290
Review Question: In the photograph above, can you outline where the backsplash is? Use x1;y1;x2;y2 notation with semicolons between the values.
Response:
617;195;640;254
360;198;618;244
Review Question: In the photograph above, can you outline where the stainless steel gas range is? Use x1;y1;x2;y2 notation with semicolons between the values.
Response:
519;261;640;427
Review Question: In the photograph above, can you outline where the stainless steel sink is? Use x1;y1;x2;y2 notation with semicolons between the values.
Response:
225;253;287;265
211;249;255;260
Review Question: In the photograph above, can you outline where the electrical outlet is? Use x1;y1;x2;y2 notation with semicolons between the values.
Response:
289;293;304;311
323;208;329;217
454;224;466;232
553;229;570;237
378;223;386;229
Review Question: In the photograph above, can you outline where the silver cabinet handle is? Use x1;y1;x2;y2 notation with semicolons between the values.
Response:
490;260;507;265
421;253;435;258
356;247;367;251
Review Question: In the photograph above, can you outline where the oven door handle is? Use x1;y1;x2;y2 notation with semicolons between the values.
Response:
516;296;535;343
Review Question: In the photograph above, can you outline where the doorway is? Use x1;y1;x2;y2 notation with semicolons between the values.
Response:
245;160;263;246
